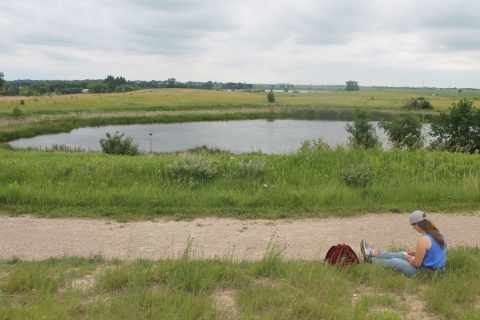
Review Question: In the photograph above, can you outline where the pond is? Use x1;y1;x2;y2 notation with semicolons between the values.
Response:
9;119;426;154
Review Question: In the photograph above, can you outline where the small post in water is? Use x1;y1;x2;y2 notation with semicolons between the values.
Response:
149;132;153;154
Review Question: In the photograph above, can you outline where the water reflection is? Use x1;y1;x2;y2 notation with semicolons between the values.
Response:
9;119;421;154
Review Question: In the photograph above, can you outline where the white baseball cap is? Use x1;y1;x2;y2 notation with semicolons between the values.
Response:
406;210;426;228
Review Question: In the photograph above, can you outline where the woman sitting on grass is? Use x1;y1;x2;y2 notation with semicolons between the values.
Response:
360;211;446;277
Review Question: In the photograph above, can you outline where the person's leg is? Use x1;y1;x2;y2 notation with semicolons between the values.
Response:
375;251;406;260
372;257;420;277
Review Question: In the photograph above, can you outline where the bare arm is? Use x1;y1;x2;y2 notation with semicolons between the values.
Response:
405;236;431;267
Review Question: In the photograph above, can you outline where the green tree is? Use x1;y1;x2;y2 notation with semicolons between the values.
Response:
167;78;176;88
267;90;275;103
19;86;40;97
38;82;51;94
99;132;140;156
0;72;5;94
202;81;214;90
7;85;20;96
104;75;116;92
114;84;136;93
378;113;423;149
345;108;378;149
345;80;360;92
87;83;110;93
429;99;480;153
115;76;126;86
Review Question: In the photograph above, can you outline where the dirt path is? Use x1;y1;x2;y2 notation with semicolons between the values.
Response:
1;212;479;261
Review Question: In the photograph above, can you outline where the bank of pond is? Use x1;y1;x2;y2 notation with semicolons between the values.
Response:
1;147;479;219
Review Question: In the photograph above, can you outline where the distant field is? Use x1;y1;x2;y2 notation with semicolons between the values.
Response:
1;87;478;116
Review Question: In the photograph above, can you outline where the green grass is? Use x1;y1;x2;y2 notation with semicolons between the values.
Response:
1;87;478;115
1;147;479;219
1;243;479;319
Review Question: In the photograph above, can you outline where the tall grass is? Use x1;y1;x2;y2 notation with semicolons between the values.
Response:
1;147;479;218
0;87;474;116
1;244;478;319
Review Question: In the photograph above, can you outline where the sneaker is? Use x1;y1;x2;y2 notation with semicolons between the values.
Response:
360;239;374;263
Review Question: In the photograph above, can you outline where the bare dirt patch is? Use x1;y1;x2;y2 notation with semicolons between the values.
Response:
213;289;240;320
352;285;436;320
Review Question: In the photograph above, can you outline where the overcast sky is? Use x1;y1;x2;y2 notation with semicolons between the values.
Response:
1;0;479;88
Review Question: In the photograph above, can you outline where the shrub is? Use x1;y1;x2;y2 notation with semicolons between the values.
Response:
267;90;275;103
99;131;140;155
238;158;266;176
168;157;218;180
342;165;375;187
378;113;424;149
404;99;433;109
185;145;225;155
298;138;331;153
12;106;23;116
429;99;480;153
345;80;360;92
345;108;379;149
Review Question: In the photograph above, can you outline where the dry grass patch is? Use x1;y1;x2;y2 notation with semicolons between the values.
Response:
352;283;436;320
213;288;240;320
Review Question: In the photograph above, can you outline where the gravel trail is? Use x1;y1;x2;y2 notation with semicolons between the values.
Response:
1;212;479;261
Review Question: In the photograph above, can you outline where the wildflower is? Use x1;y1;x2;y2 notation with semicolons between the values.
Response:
373;276;377;279
263;184;268;187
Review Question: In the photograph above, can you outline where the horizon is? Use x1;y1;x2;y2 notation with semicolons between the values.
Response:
3;77;476;90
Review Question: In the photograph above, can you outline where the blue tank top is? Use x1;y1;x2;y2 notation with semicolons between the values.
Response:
422;233;446;269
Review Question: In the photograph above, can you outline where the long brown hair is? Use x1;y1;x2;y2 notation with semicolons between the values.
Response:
416;218;446;248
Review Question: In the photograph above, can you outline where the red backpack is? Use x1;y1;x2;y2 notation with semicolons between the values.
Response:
324;244;359;266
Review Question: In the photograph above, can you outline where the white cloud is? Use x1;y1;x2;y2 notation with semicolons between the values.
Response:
1;0;479;87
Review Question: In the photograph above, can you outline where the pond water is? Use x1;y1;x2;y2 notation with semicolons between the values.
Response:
9;119;425;154
263;90;330;93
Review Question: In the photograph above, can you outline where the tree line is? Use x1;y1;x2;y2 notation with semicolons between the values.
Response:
0;72;254;96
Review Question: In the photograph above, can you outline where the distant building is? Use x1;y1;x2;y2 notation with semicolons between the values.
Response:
82;89;89;93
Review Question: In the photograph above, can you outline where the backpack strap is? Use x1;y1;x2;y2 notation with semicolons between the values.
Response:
324;245;339;263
